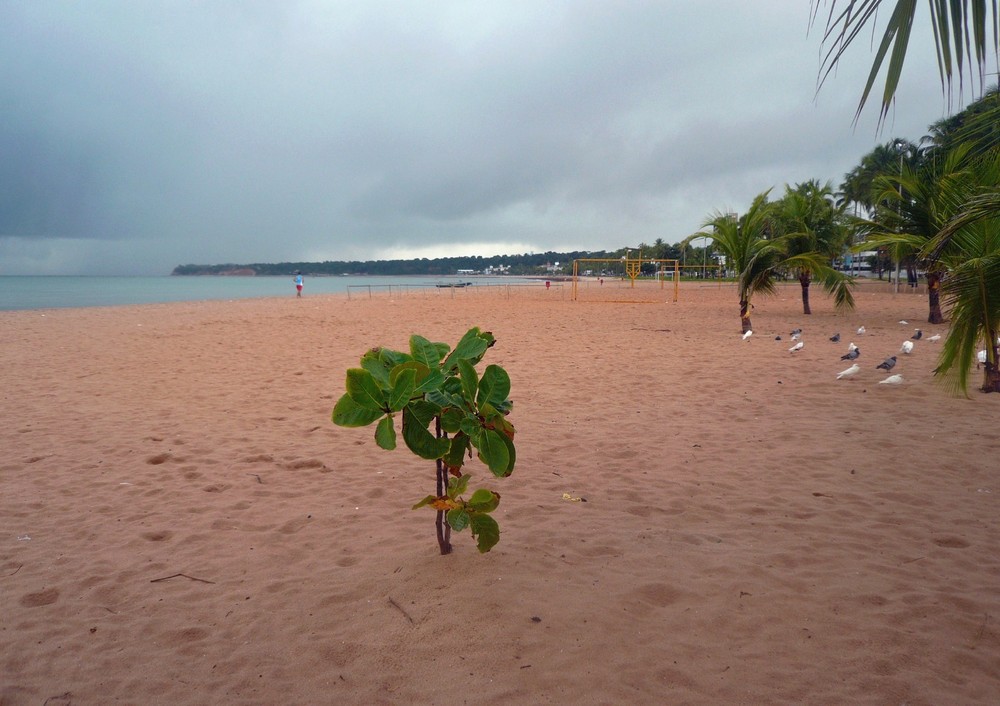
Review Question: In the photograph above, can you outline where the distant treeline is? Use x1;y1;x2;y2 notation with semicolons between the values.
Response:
171;250;622;277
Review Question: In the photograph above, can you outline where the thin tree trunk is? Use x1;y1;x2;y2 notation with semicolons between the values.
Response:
740;299;752;333
434;421;452;555
799;272;812;315
926;272;944;324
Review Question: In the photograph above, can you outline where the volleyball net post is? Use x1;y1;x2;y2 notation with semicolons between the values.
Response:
572;257;680;302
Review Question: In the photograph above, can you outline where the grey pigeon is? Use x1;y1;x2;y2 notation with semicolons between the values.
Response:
912;329;923;340
790;328;802;336
841;347;860;361
876;355;897;370
829;333;841;342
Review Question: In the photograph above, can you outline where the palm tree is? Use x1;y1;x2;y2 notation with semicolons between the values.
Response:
857;146;979;323
686;190;855;332
774;180;856;315
926;154;1000;393
811;1;1000;126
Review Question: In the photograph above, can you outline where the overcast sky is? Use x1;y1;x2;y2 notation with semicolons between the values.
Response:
1;1;957;275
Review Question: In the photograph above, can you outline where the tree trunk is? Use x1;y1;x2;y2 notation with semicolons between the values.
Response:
983;342;1000;394
434;423;452;555
799;272;812;315
740;299;752;333
926;272;944;324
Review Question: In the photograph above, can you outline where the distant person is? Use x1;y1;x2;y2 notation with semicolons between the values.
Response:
293;272;303;297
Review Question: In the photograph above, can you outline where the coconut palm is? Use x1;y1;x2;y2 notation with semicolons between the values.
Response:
812;1;1000;126
686;190;855;333
774;180;855;315
856;145;979;323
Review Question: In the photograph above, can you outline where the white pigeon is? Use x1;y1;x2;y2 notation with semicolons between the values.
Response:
837;363;861;379
927;334;941;342
742;330;753;341
847;341;858;352
788;341;804;352
900;340;914;354
857;326;866;335
791;332;801;340
879;374;904;385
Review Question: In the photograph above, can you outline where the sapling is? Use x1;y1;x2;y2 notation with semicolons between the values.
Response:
331;327;516;554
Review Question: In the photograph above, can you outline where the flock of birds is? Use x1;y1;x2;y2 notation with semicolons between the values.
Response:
740;321;946;386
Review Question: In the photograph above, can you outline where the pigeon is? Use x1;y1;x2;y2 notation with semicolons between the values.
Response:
848;342;858;352
791;332;801;340
837;363;861;379
912;329;923;340
841;347;860;361
927;334;941;342
879;374;904;385
790;328;802;337
789;341;804;352
742;330;753;341
876;355;897;371
857;326;866;335
829;333;841;343
900;340;914;354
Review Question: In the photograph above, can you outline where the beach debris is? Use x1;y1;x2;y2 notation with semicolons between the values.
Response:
912;329;923;340
150;573;215;584
829;333;841;342
978;350;987;368
899;320;908;324
841;346;860;361
879;374;904;385
876;355;897;371
788;341;804;352
837;363;861;379
857;326;866;335
742;330;753;341
927;334;941;342
774;335;782;341
17;535;31;541
561;492;586;502
900;340;914;354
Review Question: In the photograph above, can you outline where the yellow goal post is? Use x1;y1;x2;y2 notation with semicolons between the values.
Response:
571;257;680;301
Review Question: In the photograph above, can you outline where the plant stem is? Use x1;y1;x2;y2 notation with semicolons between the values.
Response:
435;418;452;555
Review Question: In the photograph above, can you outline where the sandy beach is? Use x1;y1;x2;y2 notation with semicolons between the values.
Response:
2;280;998;705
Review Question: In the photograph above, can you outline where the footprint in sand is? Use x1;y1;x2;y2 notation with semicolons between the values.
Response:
20;587;60;607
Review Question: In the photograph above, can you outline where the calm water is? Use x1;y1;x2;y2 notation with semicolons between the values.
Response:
0;275;537;311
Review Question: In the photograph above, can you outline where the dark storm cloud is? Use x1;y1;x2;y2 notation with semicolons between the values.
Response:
0;1;946;274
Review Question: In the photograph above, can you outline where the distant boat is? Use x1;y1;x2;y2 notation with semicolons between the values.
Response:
435;281;473;288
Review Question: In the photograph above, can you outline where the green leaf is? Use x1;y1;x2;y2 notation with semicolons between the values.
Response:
360;349;392;387
332;393;384;427
474;429;510;476
443;432;470;471
439;407;464;434
379;348;411;368
477;365;511;409
401;405;449;459
459;415;483;442
443;327;493;370
446;508;470;532
413;367;446;395
447;473;471;499
467;488;500;513
457;359;479;402
470;514;500;553
407;399;441;427
387;368;416;412
498;431;516;476
410;335;444;368
345;368;386;411
375;415;396;450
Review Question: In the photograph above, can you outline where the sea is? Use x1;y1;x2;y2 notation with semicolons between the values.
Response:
0;275;539;311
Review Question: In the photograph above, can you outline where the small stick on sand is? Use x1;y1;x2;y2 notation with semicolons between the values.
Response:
388;596;415;624
150;573;216;584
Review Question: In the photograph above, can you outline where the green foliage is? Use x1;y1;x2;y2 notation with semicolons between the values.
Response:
333;327;516;553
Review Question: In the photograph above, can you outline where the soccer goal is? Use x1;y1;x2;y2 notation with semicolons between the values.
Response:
571;256;680;302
